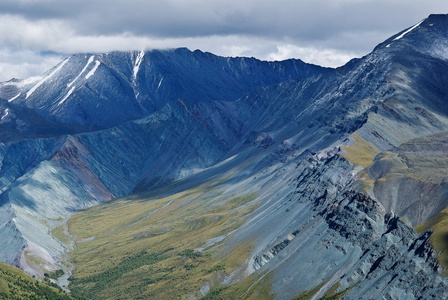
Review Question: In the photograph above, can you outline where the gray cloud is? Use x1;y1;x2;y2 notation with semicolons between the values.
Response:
0;0;447;81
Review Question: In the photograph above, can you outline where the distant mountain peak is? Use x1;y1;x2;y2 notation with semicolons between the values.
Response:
0;48;328;137
376;14;448;60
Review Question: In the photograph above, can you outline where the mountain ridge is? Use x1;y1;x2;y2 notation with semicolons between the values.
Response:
0;14;448;299
0;48;329;137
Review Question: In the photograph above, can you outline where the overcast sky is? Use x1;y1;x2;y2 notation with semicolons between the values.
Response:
0;0;447;81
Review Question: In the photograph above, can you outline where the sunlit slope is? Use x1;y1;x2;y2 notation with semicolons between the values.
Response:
0;261;74;300
64;142;448;299
366;132;448;270
368;132;448;225
65;164;261;299
3;15;448;300
63;16;448;297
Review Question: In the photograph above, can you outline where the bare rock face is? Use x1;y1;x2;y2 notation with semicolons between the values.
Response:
228;149;447;300
0;48;327;278
1;14;448;299
0;48;325;134
368;132;448;226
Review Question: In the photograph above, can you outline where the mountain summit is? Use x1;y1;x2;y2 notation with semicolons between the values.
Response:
1;14;448;299
0;48;324;136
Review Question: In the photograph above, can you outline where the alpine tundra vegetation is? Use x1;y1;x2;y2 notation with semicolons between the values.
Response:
1;14;448;300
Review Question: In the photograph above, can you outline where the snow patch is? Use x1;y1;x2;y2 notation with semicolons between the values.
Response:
17;76;43;88
58;86;75;106
1;108;9;120
133;50;145;80
385;20;424;48
26;58;69;99
8;93;20;102
393;20;424;41
157;77;164;89
85;60;101;80
3;76;42;89
68;55;94;87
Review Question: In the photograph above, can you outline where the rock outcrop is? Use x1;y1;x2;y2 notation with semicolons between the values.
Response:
1;14;448;299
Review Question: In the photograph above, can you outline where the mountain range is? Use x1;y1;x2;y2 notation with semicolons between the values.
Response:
1;13;448;299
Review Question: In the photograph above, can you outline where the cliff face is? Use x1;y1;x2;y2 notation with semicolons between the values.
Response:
0;14;448;299
229;149;447;299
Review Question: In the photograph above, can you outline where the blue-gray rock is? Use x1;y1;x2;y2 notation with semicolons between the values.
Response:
0;13;448;299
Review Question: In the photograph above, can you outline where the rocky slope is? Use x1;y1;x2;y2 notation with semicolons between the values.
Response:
0;13;448;300
0;48;326;135
0;48;326;282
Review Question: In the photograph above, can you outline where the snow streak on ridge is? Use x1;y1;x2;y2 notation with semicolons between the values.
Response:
386;19;425;48
85;60;101;80
8;93;20;102
1;108;9;120
158;77;164;89
133;50;145;80
26;58;70;99
68;56;95;87
58;86;75;106
393;20;424;41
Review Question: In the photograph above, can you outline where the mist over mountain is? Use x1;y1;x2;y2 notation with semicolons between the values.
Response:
0;14;448;300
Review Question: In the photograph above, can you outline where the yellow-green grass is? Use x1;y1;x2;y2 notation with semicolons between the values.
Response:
52;224;72;246
340;133;381;194
292;280;357;300
322;281;358;300
323;282;341;298
0;261;74;300
341;133;380;169
379;152;448;183
293;283;326;300
208;272;274;300
415;208;448;273
67;177;260;299
371;148;448;272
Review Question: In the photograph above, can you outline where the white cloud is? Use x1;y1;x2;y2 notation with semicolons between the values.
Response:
0;49;63;81
0;28;366;81
267;45;357;67
0;1;447;81
0;15;72;50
